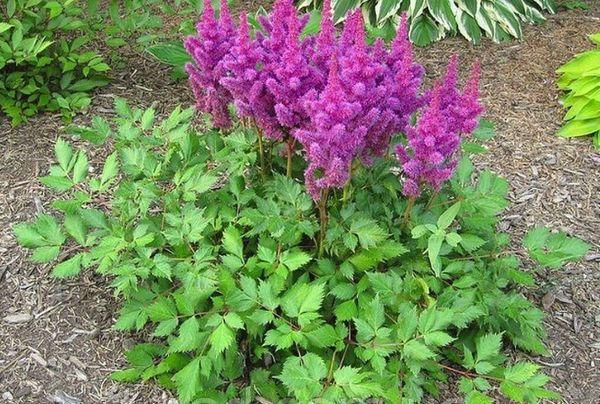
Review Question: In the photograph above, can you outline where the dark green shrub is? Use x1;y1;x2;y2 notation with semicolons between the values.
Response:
0;0;109;125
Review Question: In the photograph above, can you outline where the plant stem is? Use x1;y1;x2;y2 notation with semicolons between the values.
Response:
403;196;416;226
318;188;330;258
426;190;439;210
437;363;504;382
286;138;295;177
256;125;266;179
342;182;350;206
326;350;337;385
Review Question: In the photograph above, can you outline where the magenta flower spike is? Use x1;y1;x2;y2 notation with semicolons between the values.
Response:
184;0;235;128
340;9;365;49
295;56;365;200
386;13;424;134
266;10;319;132
258;0;297;66
219;0;235;35
248;0;303;140
455;61;484;135
437;55;463;132
313;0;336;79
338;11;389;162
220;13;261;118
396;84;461;197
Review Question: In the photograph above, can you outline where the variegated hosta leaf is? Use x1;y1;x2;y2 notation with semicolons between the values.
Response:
492;0;523;39
374;0;406;25
455;8;481;44
332;0;366;23
409;0;427;19
427;0;457;32
456;0;479;17
409;14;442;46
297;0;555;44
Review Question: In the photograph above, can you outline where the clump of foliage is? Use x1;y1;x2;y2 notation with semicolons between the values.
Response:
559;1;589;11
15;0;590;402
85;0;174;49
99;0;211;78
0;0;109;125
85;0;212;50
297;0;556;45
556;32;600;148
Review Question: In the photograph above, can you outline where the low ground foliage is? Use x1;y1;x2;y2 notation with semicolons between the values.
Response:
15;101;589;403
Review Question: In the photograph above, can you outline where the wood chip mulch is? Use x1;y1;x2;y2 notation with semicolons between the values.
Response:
0;2;598;403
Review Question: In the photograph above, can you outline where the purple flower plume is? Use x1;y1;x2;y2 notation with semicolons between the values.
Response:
385;14;425;134
395;58;484;197
184;0;235;128
266;10;319;131
220;13;260;118
295;57;366;199
337;11;387;162
395;85;459;197
184;0;483;199
435;56;484;136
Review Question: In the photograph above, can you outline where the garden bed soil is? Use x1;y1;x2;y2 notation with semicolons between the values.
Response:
1;2;599;403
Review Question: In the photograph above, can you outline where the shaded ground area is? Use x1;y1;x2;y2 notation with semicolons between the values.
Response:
1;2;598;403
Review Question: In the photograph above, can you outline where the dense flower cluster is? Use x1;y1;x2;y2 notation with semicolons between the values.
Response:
184;0;482;199
184;0;236;129
295;57;364;198
396;60;484;197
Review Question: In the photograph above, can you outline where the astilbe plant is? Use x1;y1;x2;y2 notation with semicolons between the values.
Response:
13;1;593;404
185;0;490;260
15;100;590;404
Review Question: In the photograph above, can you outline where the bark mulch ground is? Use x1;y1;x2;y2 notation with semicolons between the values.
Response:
1;2;598;403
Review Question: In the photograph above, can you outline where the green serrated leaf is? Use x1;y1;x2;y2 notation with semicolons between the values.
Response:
169;317;201;353
437;202;461;229
277;353;326;401
524;227;590;268
52;254;83;277
403;339;435;361
210;321;235;354
173;356;201;403
350;217;387;249
72;152;89;183
281;249;312;271
222;225;243;259
476;333;503;362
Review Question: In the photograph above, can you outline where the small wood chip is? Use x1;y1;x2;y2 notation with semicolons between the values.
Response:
51;390;81;404
30;353;47;367
69;356;86;370
3;313;32;324
542;292;556;310
73;367;88;382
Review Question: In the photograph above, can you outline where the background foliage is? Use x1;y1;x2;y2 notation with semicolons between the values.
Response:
556;32;600;148
297;0;557;45
0;0;109;125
